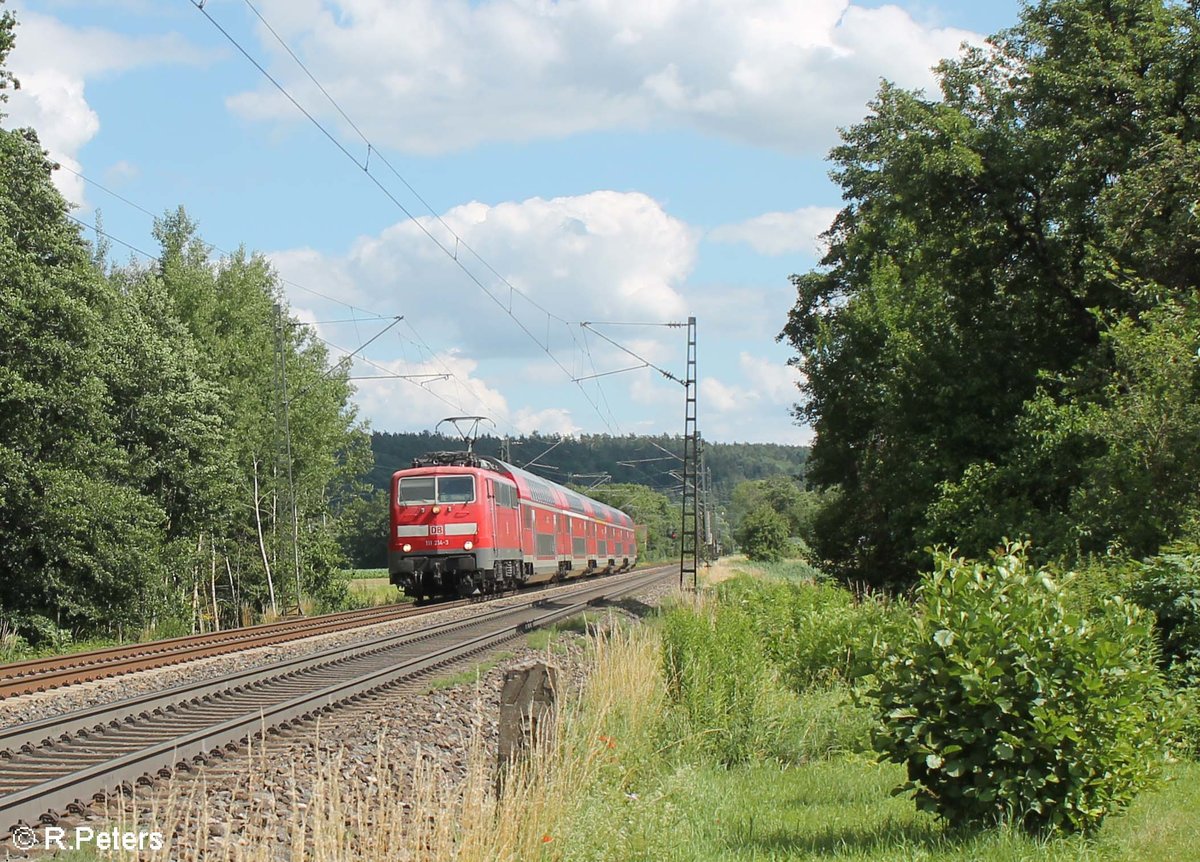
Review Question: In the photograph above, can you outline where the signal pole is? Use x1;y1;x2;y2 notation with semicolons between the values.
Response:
680;316;698;591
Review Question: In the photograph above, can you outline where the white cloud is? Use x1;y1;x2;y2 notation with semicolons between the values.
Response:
102;159;139;185
347;349;584;437
738;352;804;405
276;205;669;437
2;8;209;205
693;352;808;443
708;206;838;257
700;354;801;416
350;351;511;431
701;377;748;412
230;0;979;154
272;189;814;443
511;407;580;436
270;190;695;360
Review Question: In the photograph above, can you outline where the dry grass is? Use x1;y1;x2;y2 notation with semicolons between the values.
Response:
106;622;662;862
699;554;752;586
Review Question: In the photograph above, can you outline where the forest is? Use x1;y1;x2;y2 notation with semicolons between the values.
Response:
0;8;370;645
782;0;1200;589
369;430;806;502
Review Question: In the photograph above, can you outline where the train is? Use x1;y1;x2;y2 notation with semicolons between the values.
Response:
388;451;639;599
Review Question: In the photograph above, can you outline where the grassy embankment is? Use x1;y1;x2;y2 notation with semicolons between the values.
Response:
83;556;1199;861
549;556;1198;862
366;555;1196;861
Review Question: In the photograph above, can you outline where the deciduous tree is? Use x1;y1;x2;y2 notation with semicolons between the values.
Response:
782;0;1200;585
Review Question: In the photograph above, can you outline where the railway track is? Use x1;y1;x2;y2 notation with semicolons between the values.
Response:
0;564;675;838
0;600;458;701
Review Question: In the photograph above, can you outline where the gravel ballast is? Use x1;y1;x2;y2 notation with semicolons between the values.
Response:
0;573;672;729
1;577;677;860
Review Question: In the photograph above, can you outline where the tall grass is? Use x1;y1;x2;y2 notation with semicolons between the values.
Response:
109;623;664;861
715;576;907;691
661;597;800;764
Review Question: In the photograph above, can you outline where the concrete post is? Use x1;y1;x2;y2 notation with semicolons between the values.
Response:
498;662;558;767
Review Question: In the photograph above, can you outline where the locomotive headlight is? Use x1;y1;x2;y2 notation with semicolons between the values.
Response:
464;541;474;551
431;505;441;514
402;543;412;553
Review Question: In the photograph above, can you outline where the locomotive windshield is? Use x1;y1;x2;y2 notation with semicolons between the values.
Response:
396;475;475;505
397;477;435;503
436;476;475;503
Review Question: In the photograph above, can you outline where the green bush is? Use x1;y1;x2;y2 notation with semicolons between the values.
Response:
1;613;68;650
1126;546;1200;687
871;544;1172;834
718;576;905;692
735;504;791;562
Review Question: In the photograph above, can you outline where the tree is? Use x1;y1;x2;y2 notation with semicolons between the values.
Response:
781;0;1200;586
729;477;822;545
0;124;170;636
141;210;373;617
0;1;17;115
928;297;1200;559
338;488;389;569
735;505;791;563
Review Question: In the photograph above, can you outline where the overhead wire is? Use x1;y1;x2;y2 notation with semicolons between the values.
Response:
62;164;390;319
63;163;507;425
65;208;487;422
191;0;619;433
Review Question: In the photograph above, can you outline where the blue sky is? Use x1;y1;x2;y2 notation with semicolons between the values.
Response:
4;0;1022;444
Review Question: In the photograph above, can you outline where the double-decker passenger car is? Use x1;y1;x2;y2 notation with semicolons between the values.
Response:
388;452;638;599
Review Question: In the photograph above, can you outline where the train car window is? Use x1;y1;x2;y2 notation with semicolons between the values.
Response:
397;477;435;504
564;492;587;514
527;478;557;506
436;476;475;503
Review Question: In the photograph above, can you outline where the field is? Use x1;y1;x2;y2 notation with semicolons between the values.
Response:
560;756;1200;861
460;556;1200;861
343;568;409;607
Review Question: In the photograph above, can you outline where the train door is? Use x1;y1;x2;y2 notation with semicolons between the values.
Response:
493;481;520;558
487;480;499;548
522;504;535;565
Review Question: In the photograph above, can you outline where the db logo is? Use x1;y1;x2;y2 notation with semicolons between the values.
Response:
429;525;444;535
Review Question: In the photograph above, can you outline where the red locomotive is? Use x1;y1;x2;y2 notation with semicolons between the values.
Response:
388;451;638;599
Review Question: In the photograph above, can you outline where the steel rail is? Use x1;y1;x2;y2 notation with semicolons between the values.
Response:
0;602;453;699
0;566;674;836
0;565;648;700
